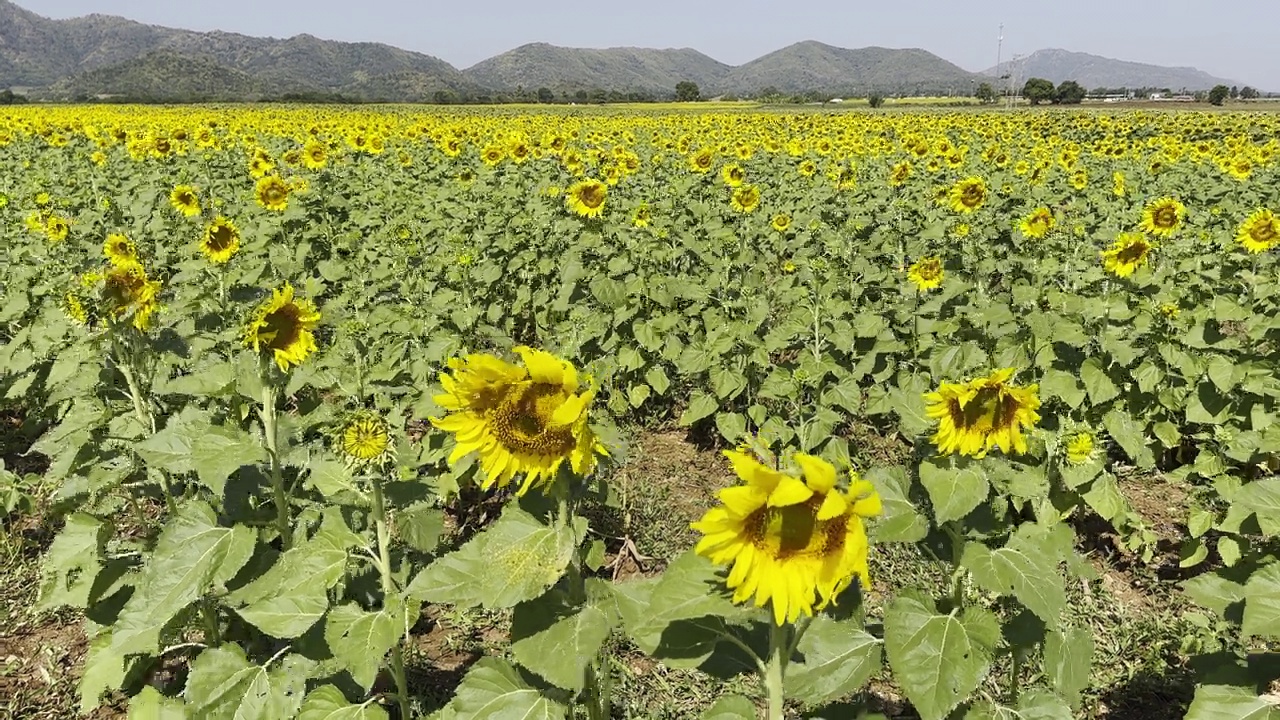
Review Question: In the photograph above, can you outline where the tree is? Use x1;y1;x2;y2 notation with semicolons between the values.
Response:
1240;86;1259;100
867;93;885;108
1054;80;1086;105
974;82;997;104
1230;85;1239;99
675;81;700;102
1208;85;1230;106
0;89;29;105
1022;77;1056;105
536;87;554;104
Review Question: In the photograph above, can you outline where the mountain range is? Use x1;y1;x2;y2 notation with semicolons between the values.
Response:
0;0;1244;102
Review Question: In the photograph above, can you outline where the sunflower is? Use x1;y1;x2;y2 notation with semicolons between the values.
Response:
691;451;881;626
566;179;607;218
1100;232;1155;278
1140;198;1186;237
1236;209;1279;253
302;141;328;170
721;163;746;187
337;412;393;465
1159;302;1181;318
689;148;715;173
169;185;200;217
947;176;987;213
907;256;944;291
201;216;241;264
480;144;505;166
45;215;70;242
771;213;792;233
1019;207;1055;239
103;233;136;266
64;292;89;325
888;161;912;187
633;203;651;228
798;159;818;177
243;283;321;372
924;368;1041;458
255;175;290;212
1068;168;1088;190
93;260;162;331
431;347;606;495
730;184;761;213
1112;171;1126;197
1063;431;1097;466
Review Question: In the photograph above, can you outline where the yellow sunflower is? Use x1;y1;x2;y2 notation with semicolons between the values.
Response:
798;160;818;178
888;161;912;187
337;412;393;465
243;283;321;372
771;213;792;233
924;368;1041;458
255;175;290;212
730;184;761;213
691;451;882;626
481;143;505;166
721;163;746;187
689;148;715;173
103;233;136;266
169;185;201;217
201;216;241;264
302;141;328;170
1112;171;1126;197
1019;207;1055;239
431;347;606;496
1063;431;1097;466
1236;208;1279;254
1100;232;1155;278
947;176;987;213
93;260;162;331
566;179;607;218
907;256;945;291
1140;197;1186;237
45;215;71;242
633;203;651;228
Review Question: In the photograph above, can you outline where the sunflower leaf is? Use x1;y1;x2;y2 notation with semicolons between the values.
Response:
297;685;389;720
437;658;568;720
919;456;990;525
405;506;583;610
509;579;616;692
784;616;881;705
884;595;996;720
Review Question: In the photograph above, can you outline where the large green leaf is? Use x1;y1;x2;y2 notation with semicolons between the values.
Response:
1184;685;1280;720
406;506;583;610
919;456;990;524
1103;409;1155;468
700;695;756;720
960;525;1066;626
297;685;389;720
1232;478;1280;537
324;603;401;691
784;616;881;705
1242;563;1280;640
884;595;996;720
439;658;567;720
108;502;255;659
227;511;354;638
510;579;616;691
38;512;109;611
1080;357;1119;405
183;644;312;720
865;466;927;543
128;686;187;719
1043;627;1093;709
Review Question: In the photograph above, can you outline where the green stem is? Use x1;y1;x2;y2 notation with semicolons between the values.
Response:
372;474;411;720
259;382;291;551
115;342;177;515
944;522;967;610
201;598;221;646
1009;647;1025;704
763;622;789;720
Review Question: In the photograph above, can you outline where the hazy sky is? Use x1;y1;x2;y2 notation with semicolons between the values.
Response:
22;0;1280;89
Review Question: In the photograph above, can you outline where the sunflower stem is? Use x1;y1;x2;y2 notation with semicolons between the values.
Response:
260;381;291;551
1009;646;1025;704
371;472;411;720
114;338;177;516
763;622;789;720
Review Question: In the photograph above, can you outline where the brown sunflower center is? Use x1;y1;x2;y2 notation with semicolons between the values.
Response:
104;266;146;309
1250;221;1277;243
1117;240;1150;264
260;304;303;351
746;496;847;561
1153;207;1177;228
916;260;942;281
947;384;1022;434
960;183;984;207
262;183;286;204
577;184;605;209
176;192;195;207
487;383;577;457
207;224;235;251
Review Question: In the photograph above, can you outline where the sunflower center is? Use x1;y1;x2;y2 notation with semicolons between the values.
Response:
948;384;1023;434
746;497;847;561
917;260;942;281
1250;222;1276;243
960;184;984;207
488;383;577;456
1116;240;1149;264
208;225;234;251
260;304;304;351
263;183;286;204
578;185;604;209
1153;207;1177;228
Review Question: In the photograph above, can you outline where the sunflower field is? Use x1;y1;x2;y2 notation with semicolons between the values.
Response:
1;105;1279;720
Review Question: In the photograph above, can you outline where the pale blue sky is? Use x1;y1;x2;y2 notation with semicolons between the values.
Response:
21;0;1280;89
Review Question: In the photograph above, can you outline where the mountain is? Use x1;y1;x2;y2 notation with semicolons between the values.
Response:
984;49;1236;91
49;51;262;100
723;41;982;96
0;0;474;98
465;43;732;95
